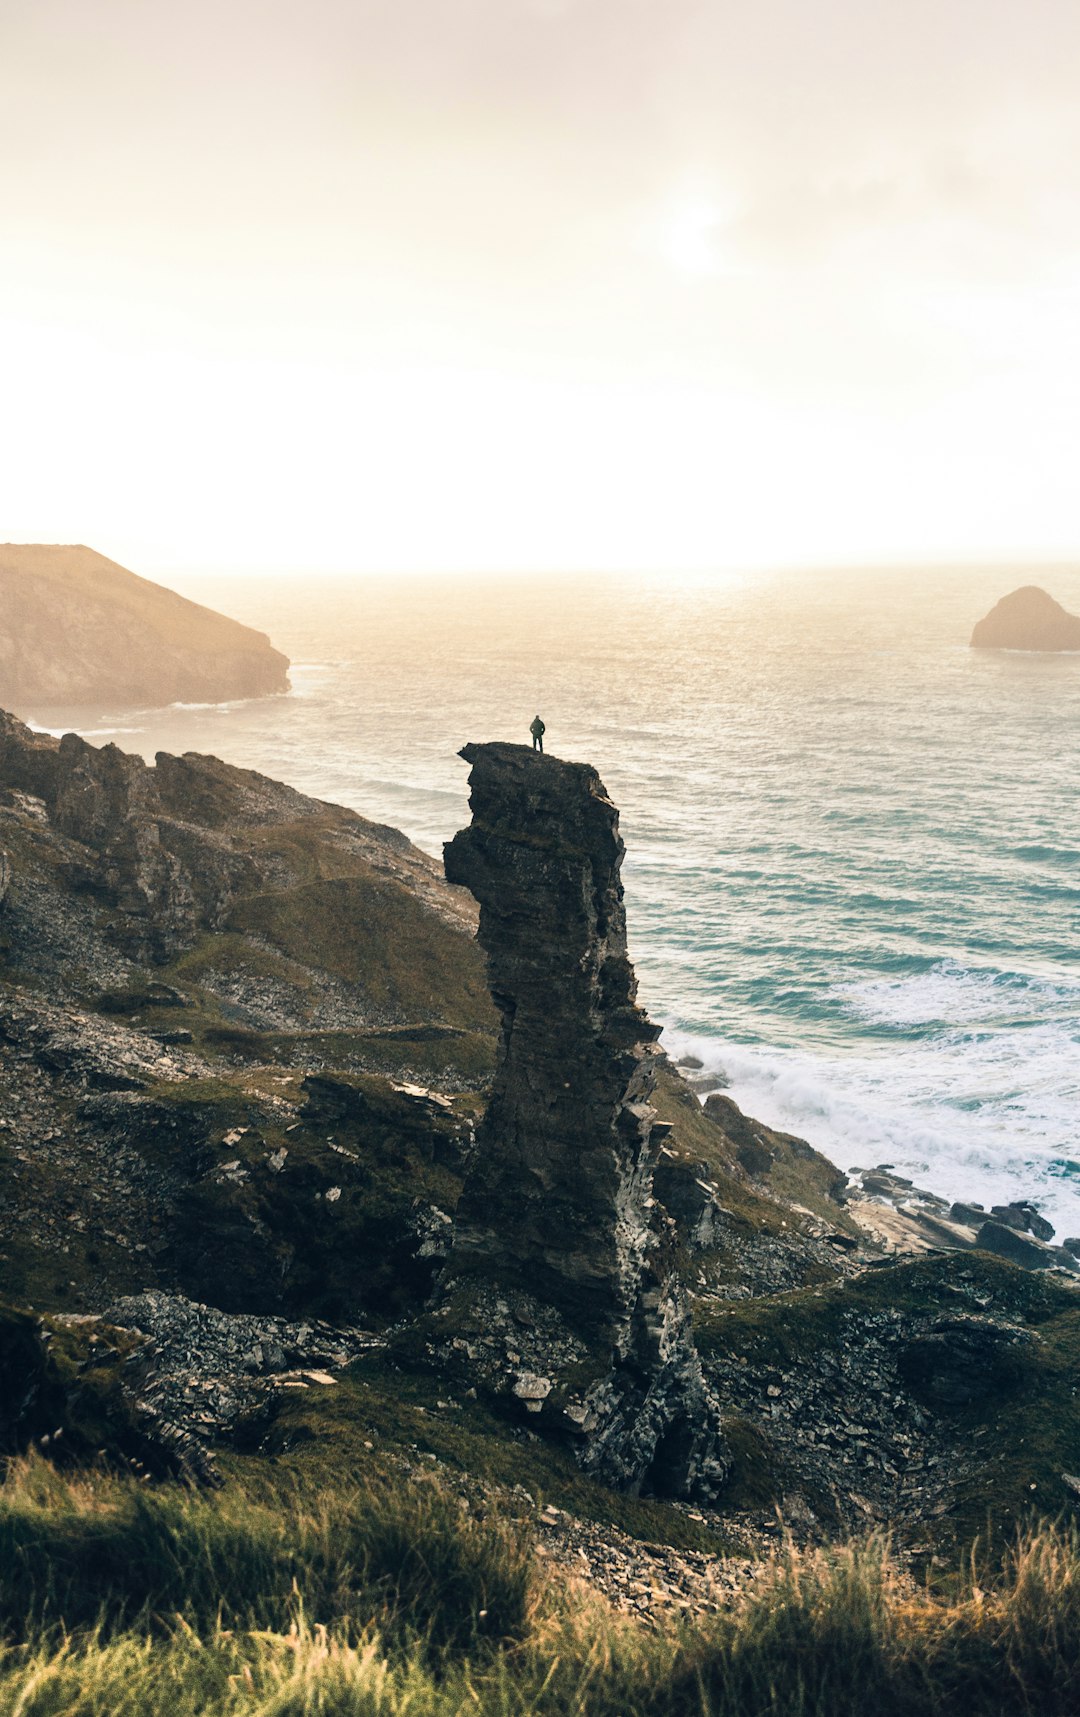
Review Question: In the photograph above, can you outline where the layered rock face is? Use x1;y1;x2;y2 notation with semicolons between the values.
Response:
0;544;289;706
439;742;726;1498
0;707;489;1013
971;585;1080;650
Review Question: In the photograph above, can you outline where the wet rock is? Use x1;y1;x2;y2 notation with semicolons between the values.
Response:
949;1202;986;1228
1018;1203;1052;1241
989;1201;1055;1241
975;1220;1077;1272
848;1170;978;1258
437;742;726;1499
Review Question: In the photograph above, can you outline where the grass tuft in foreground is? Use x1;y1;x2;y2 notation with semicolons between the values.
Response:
0;1456;533;1659
1;1457;1079;1714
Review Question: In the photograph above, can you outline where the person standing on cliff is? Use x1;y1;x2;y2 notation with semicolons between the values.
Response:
530;715;545;753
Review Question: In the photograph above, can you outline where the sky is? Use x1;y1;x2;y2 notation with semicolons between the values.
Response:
2;0;1080;576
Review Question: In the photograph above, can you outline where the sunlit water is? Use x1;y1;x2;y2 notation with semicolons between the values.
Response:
25;565;1080;1235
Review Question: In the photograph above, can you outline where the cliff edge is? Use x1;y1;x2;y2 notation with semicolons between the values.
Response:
971;584;1080;651
0;544;290;706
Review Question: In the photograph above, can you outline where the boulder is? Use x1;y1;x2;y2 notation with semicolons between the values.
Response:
990;1201;1055;1243
975;1219;1078;1272
971;585;1080;651
949;1202;986;1229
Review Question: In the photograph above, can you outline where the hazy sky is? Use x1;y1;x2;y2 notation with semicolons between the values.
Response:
3;0;1080;575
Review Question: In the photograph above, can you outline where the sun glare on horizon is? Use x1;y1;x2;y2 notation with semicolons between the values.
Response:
655;193;737;279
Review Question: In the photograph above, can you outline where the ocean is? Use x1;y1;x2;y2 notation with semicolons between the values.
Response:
26;564;1080;1236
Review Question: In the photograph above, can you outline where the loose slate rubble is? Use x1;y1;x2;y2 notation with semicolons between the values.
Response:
104;1290;383;1481
434;742;726;1500
530;1505;762;1620
0;987;207;1091
703;1295;1038;1532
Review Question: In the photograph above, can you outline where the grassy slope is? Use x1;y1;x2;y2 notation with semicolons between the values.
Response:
1;1451;1078;1716
239;1353;734;1554
695;1252;1080;1549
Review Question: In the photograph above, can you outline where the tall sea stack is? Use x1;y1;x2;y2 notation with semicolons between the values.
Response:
434;742;726;1499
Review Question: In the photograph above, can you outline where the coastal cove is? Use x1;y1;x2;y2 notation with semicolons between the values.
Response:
21;562;1080;1235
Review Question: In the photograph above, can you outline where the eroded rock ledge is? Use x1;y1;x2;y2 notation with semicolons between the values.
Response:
430;741;726;1500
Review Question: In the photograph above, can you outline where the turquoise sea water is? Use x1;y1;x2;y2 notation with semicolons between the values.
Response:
27;566;1080;1234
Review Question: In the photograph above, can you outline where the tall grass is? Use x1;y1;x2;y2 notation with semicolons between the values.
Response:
0;1457;533;1657
0;1458;1078;1715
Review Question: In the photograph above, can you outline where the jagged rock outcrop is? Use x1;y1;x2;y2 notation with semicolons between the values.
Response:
971;585;1080;651
0;708;488;992
432;742;727;1499
104;1291;382;1482
0;543;289;705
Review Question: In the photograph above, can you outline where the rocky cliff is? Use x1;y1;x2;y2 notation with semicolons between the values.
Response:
430;742;727;1499
971;584;1080;651
4;716;1079;1564
1;703;494;1050
0;544;289;706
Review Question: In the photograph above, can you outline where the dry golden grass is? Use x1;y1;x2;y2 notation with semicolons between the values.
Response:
1;1456;1078;1714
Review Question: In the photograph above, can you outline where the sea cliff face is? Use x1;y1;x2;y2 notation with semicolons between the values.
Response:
432;742;728;1499
0;544;289;706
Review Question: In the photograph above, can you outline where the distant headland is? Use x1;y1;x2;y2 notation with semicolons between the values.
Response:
0;544;290;707
971;584;1080;652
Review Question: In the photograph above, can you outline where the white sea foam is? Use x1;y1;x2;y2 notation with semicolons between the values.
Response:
166;699;251;712
833;961;1080;1029
26;721;146;738
661;1006;1080;1238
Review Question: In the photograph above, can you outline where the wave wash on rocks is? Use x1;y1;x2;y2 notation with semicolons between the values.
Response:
433;742;727;1500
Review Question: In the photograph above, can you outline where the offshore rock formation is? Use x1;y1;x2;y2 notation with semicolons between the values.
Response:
0;543;289;706
435;742;727;1499
971;585;1080;651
